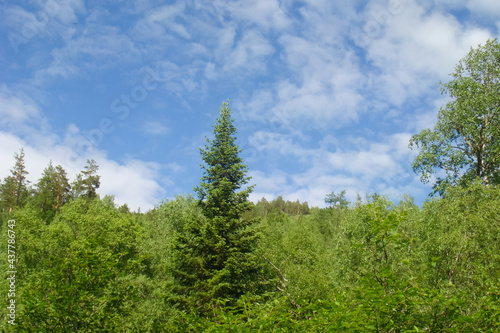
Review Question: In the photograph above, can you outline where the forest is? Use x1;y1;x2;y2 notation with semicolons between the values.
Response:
0;40;499;332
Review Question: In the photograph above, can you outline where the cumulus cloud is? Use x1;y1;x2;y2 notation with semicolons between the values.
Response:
0;91;167;211
0;84;40;127
222;30;275;72
245;127;423;207
98;158;165;211
361;0;492;106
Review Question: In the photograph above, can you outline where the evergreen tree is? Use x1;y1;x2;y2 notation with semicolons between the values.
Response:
301;201;310;215
0;148;30;212
171;101;264;313
194;101;254;218
71;159;100;200
0;176;17;213
274;195;285;212
34;161;71;221
325;190;349;209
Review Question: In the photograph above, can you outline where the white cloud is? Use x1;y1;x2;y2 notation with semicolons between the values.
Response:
0;84;40;127
33;23;141;83
245;124;425;207
0;89;167;211
235;3;367;130
98;158;165;211
362;0;492;106
247;169;293;204
43;0;86;26
214;25;236;58
247;131;312;164
142;121;169;136
2;0;86;56
133;2;191;41
232;0;494;134
466;0;500;18
165;162;184;173
222;30;275;72
249;170;289;193
230;0;292;31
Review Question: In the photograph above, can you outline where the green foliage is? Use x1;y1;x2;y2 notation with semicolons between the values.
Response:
414;181;500;292
325;190;349;209
18;240;141;332
169;214;265;312
160;187;500;331
0;198;149;332
33;161;71;222
170;101;266;314
1;181;499;331
71;159;101;200
244;196;310;219
0;148;31;213
1;125;500;331
194;101;254;220
410;38;500;193
0;176;17;214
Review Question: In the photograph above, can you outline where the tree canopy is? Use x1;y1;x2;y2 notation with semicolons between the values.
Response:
410;38;500;193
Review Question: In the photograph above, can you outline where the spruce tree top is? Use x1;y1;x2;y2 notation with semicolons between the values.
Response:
194;101;254;220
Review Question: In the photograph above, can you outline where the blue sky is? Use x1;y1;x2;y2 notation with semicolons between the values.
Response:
1;0;499;211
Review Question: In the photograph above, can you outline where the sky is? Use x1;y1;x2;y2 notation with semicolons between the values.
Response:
1;0;499;211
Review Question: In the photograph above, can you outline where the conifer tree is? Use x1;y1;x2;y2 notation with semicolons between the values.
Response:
71;159;100;200
325;190;349;209
0;176;17;213
35;161;71;221
0;148;30;212
194;101;254;218
170;101;264;313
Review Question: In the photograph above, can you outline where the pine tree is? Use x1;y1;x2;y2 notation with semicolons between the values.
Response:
71;159;100;200
170;101;265;313
325;190;349;209
0;148;30;212
0;176;17;213
12;148;30;206
35;161;71;221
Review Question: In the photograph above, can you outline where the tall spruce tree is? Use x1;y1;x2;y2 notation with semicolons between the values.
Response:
194;101;254;218
170;101;264;313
